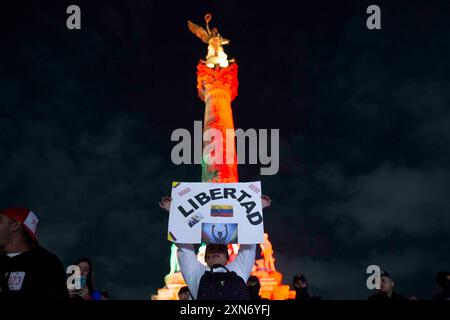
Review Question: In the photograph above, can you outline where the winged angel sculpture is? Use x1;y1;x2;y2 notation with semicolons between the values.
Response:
187;14;233;68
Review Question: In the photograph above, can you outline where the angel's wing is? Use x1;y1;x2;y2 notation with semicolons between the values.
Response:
187;20;210;44
221;36;230;45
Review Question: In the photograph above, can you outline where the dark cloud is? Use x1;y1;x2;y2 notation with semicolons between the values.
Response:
277;253;367;299
327;164;450;238
260;0;450;299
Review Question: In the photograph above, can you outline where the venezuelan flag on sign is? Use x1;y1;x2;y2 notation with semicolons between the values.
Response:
210;205;234;217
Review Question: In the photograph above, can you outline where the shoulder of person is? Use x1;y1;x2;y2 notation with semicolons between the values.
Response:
367;292;386;300
30;246;64;266
392;292;409;300
432;292;450;300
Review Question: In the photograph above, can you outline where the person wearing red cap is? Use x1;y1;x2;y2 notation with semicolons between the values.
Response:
0;207;69;300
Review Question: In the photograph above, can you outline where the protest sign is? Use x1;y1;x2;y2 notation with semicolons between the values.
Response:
168;181;264;244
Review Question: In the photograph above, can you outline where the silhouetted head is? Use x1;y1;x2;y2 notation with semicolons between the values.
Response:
293;272;310;299
436;271;450;292
293;273;308;289
247;275;261;299
178;286;191;300
380;270;395;294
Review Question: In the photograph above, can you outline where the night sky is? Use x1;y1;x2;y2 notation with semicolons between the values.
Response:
1;0;449;299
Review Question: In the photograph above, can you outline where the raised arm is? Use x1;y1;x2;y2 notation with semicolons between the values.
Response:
159;196;172;212
176;243;206;300
227;244;256;282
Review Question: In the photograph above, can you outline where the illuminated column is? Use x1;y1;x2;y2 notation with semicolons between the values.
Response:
197;63;239;183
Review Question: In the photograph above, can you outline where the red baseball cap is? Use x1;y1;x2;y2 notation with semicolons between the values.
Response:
1;207;39;243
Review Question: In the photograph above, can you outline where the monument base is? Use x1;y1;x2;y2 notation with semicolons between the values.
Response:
252;269;296;300
151;272;186;300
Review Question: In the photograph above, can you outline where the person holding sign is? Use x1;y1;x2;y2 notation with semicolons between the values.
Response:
159;190;271;300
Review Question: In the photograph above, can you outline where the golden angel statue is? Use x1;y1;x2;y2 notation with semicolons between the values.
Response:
187;13;233;68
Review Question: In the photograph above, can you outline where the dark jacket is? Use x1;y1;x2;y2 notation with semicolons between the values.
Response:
368;291;409;301
0;246;69;301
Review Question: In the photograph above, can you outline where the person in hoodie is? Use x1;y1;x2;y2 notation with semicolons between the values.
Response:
292;272;321;300
247;275;263;300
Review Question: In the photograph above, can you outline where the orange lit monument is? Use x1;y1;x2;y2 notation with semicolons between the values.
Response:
152;14;294;300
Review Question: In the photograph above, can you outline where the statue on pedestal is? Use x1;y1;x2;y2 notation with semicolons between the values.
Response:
260;233;276;272
188;13;233;68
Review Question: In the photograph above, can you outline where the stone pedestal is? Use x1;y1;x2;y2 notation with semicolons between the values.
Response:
151;272;186;300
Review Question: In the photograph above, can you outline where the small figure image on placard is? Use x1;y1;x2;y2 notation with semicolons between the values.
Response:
187;213;204;228
201;223;238;244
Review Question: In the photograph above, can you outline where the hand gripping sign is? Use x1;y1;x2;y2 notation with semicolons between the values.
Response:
168;182;264;244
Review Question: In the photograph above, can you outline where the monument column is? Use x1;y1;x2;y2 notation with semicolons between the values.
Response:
197;63;239;183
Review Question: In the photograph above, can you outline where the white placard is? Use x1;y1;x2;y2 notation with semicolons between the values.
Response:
168;181;264;244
